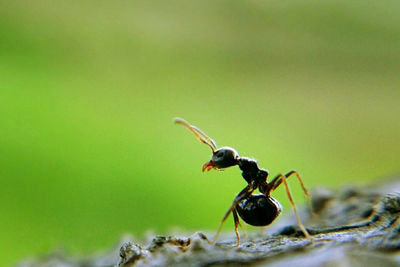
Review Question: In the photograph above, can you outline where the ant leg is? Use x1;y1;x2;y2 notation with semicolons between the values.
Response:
212;185;253;244
241;219;248;239
270;170;316;218
233;209;247;241
273;173;311;239
258;226;266;237
232;209;241;247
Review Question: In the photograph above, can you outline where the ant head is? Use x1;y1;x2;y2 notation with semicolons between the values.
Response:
174;118;240;172
203;147;240;172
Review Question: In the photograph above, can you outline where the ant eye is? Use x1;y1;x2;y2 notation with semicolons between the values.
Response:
216;151;224;158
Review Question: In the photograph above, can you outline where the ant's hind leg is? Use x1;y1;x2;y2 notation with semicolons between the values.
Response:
270;170;316;218
273;174;311;239
258;226;266;237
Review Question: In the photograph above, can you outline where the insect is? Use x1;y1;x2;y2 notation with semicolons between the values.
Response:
174;118;312;245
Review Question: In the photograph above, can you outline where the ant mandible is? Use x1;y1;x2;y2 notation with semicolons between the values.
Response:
174;118;312;246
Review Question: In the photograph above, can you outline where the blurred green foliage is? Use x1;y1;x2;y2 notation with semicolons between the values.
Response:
1;0;399;265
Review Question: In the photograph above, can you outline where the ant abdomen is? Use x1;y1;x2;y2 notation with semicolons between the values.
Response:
236;195;282;226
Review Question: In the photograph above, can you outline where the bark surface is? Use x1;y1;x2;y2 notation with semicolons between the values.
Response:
17;178;400;267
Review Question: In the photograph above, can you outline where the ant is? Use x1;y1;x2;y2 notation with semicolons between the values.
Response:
174;118;312;246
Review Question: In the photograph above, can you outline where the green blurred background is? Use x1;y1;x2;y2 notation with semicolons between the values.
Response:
1;0;399;265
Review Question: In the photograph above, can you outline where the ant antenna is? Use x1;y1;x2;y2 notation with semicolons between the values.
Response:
174;118;217;153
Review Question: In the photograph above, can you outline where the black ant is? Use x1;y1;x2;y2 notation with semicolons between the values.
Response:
174;118;312;246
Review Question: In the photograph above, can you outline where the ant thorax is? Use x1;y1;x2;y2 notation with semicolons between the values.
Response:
238;157;269;185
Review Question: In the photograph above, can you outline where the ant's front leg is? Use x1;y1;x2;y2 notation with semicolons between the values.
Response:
212;184;255;244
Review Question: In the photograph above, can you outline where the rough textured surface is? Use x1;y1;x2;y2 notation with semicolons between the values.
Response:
17;178;400;267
